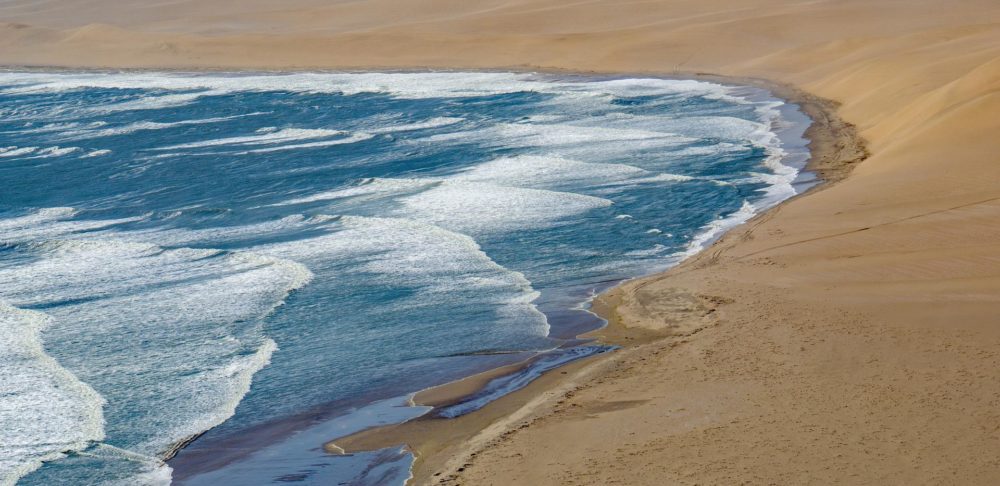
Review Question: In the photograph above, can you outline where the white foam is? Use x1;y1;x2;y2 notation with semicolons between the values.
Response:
636;173;696;183
154;128;347;151
738;105;801;211
108;462;172;486
0;303;106;486
99;214;328;249
0;146;37;158
234;132;375;154
451;155;648;189
369;117;465;134
77;212;548;337
0;237;311;460
75;444;172;486
586;102;802;209
590;113;775;145
751;146;798;209
0;206;77;225
1;121;106;136
485;163;694;190
58;114;265;140
0;208;144;243
277;178;436;206
33;146;80;157
0;146;83;159
748;102;803;210
423;122;692;151
0;72;533;100
575;77;745;103
0;72;750;106
257;215;549;334
120;212;550;335
625;244;668;257
283;177;612;234
677;200;759;259
81;149;112;158
99;91;224;112
403;179;614;234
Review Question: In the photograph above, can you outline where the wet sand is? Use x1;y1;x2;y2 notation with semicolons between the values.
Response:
4;0;999;484
329;77;866;483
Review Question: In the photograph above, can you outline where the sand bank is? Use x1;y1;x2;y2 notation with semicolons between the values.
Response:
4;0;999;484
329;76;865;483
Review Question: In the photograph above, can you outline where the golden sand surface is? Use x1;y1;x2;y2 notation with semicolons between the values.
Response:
4;1;998;483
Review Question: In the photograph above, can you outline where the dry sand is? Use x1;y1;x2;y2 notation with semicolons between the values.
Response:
3;0;999;484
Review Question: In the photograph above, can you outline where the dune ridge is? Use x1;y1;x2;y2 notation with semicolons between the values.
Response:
3;0;999;484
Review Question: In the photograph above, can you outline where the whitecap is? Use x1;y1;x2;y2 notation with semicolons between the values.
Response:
403;180;613;233
153;128;347;151
81;149;112;158
0;146;83;159
0;303;106;486
281;177;612;234
98;91;224;113
0;237;311;462
0;208;144;243
255;215;550;335
58;113;266;141
369;117;465;134
33;146;80;157
666;116;774;144
423;122;692;150
0;72;752;105
677;200;759;259
234;132;375;154
450;155;648;189
0;146;37;158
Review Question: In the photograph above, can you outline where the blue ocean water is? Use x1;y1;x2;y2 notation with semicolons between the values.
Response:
0;71;810;485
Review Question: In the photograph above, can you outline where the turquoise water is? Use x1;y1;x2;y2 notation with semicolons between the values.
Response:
0;71;810;485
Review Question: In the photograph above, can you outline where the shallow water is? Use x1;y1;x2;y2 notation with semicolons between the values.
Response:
0;71;809;485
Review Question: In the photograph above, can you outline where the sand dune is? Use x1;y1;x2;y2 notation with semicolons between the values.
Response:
2;0;999;484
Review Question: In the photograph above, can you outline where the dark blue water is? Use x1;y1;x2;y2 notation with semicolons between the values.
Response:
0;71;810;485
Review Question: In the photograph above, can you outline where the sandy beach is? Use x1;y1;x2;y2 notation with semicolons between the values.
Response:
3;0;998;484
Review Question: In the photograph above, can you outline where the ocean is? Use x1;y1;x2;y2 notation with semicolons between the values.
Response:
0;71;811;485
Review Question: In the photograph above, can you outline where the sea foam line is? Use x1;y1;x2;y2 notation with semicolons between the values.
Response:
0;72;745;105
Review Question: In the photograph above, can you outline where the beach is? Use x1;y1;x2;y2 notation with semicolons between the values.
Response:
2;0;999;484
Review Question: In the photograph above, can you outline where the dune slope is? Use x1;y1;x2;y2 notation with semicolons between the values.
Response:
2;0;998;484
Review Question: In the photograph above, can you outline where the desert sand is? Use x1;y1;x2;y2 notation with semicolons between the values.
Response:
3;0;998;484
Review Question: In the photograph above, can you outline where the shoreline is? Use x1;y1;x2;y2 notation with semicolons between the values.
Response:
0;66;863;483
156;70;820;483
326;73;865;484
5;1;998;483
102;70;811;483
